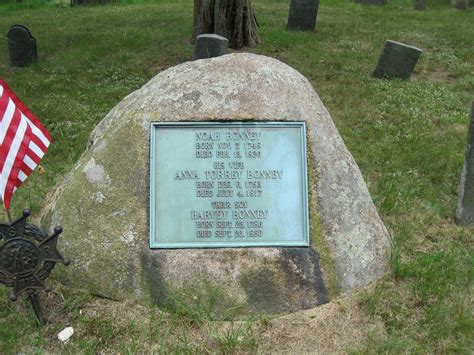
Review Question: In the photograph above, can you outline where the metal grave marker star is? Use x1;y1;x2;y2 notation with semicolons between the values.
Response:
0;209;70;325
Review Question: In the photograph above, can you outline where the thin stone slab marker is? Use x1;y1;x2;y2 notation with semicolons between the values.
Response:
354;0;387;5
413;0;426;10
451;0;468;10
287;0;320;31
193;34;228;60
71;0;113;5
7;25;38;67
456;102;474;225
373;40;422;80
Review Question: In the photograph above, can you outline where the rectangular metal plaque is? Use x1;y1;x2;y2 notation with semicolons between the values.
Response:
149;122;309;248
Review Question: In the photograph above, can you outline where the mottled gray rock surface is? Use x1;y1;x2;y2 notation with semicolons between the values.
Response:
42;54;391;317
456;102;474;225
373;40;422;80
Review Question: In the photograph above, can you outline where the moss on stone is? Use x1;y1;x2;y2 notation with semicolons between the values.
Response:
307;142;340;298
140;252;171;308
239;267;288;315
45;142;144;300
141;251;243;320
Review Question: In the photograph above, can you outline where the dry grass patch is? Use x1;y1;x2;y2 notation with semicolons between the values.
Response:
259;296;386;353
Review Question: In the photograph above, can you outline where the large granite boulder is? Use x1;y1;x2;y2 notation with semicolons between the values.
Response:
41;54;391;317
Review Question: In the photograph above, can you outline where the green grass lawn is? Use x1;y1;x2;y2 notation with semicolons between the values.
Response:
0;0;473;352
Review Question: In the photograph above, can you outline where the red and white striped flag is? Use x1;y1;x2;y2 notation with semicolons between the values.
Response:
0;79;51;210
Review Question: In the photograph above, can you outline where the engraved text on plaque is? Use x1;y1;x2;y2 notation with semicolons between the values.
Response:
149;122;309;248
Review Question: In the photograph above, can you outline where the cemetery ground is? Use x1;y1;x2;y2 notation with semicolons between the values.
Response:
0;0;472;352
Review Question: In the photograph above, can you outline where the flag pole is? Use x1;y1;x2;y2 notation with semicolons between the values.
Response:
0;197;13;223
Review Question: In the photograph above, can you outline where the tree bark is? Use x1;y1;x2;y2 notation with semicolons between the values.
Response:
192;0;260;50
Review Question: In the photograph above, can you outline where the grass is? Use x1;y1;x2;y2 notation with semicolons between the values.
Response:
0;0;473;352
0;283;262;353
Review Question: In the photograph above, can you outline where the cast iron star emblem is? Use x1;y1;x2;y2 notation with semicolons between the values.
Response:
0;209;70;324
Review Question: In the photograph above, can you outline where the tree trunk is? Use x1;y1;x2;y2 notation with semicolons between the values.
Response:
192;0;260;50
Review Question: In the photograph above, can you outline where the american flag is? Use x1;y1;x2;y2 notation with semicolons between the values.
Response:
0;79;51;210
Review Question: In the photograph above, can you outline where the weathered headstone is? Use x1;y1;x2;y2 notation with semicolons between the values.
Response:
7;25;38;67
456;102;474;225
287;0;320;31
71;0;112;5
193;34;228;60
41;54;391;318
373;40;422;80
450;0;468;10
354;0;386;5
413;0;426;10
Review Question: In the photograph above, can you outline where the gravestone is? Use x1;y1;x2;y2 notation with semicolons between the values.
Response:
41;54;391;318
71;0;112;5
7;25;38;67
456;102;474;225
193;34;228;60
373;40;422;80
451;0;468;10
287;0;320;31
354;0;386;5
413;0;426;10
